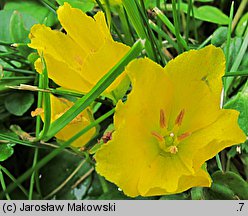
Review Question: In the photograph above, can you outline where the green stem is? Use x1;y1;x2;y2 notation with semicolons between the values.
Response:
232;0;247;31
197;35;212;50
223;70;248;77
172;0;183;53
149;20;180;52
39;0;57;12
98;175;109;193
0;76;35;80
0;165;28;198
225;1;234;72
3;67;35;75
38;55;51;140
216;154;223;172
28;148;39;200
0;168;11;200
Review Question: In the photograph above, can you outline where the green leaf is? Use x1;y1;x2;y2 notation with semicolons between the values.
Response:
0;143;15;162
236;12;248;37
0;10;13;43
4;92;34;116
205;171;248;200
178;4;229;25
9;11;30;43
195;6;229;25
56;0;95;12
211;27;228;46
225;83;248;135
4;0;57;27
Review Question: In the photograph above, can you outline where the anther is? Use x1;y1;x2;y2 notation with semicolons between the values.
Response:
175;109;185;126
169;132;175;137
169;146;178;154
160;109;166;128
177;132;191;141
151;131;164;142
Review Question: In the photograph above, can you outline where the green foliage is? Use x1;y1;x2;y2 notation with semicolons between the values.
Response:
211;27;228;46
56;0;95;12
4;92;34;116
236;13;248;37
4;0;57;27
204;171;248;200
0;143;15;162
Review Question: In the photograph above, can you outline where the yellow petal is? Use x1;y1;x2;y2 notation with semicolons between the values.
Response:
144;166;211;197
181;109;246;171
137;154;193;196
82;39;130;93
34;55;92;93
48;95;96;147
57;3;111;53
29;24;87;72
165;45;226;134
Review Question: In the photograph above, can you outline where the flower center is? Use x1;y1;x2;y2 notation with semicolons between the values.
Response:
151;109;191;155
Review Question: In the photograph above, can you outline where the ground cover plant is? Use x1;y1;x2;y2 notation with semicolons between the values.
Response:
0;0;248;200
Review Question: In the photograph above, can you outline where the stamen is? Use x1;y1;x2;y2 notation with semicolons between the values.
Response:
169;146;178;154
178;132;191;141
175;109;185;126
151;131;164;142
160;109;166;128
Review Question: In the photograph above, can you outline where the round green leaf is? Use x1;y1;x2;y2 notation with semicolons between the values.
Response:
0;143;15;162
4;92;34;116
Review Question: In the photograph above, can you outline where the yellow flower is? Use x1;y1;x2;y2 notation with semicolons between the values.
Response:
95;45;246;197
43;94;96;148
28;3;130;101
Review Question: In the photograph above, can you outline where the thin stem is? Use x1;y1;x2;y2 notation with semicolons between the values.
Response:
39;0;57;12
223;70;248;77
197;35;212;50
216;154;223;172
98;175;109;193
0;165;28;198
71;167;94;189
225;1;234;72
232;0;247;31
28;148;39;200
3;67;35;75
44;160;87;199
0;76;35;80
0;168;11;200
172;0;183;53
